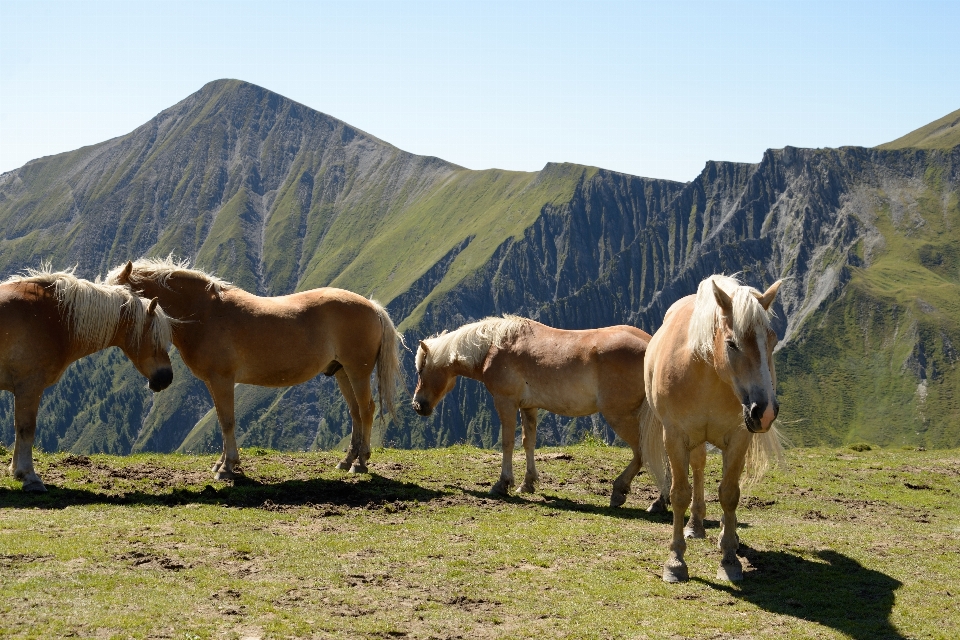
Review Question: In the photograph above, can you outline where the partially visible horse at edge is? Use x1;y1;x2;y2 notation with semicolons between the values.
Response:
108;257;405;479
413;315;667;510
643;274;785;582
1;267;174;491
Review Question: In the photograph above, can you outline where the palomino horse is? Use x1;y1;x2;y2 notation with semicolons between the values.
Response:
1;267;174;491
413;315;666;509
643;274;784;582
108;257;404;478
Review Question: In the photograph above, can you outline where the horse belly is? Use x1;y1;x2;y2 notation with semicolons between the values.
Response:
522;379;599;417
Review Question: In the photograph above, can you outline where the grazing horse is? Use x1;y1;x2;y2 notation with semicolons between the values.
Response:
107;257;404;479
643;274;784;582
1;267;174;491
413;315;666;509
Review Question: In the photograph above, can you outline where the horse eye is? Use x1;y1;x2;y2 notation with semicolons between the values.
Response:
726;339;740;352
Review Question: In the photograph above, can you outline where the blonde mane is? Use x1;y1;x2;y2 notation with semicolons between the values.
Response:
4;265;173;350
688;274;774;360
106;255;233;297
418;315;531;370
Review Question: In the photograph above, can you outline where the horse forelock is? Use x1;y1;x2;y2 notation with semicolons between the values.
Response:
422;315;530;369
106;255;233;298
688;274;774;360
4;265;173;350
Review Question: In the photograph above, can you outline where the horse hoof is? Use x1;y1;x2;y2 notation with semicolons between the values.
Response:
490;481;512;497
349;463;369;474
214;469;242;481
662;560;689;583
647;496;668;514
717;561;743;582
22;479;47;492
684;524;706;539
610;491;627;508
336;461;352;471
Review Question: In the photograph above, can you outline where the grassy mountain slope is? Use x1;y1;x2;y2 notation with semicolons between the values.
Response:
878;108;960;151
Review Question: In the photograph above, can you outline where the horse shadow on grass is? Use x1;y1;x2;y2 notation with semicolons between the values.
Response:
459;487;676;522
0;473;447;511
698;545;905;640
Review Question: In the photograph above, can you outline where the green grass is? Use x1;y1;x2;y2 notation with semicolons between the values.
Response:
1;445;957;638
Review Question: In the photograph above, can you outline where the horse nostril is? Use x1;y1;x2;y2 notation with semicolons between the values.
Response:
750;403;763;423
773;401;780;418
149;367;173;392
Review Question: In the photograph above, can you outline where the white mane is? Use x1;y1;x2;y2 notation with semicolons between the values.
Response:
4;265;173;350
688;274;774;360
105;255;233;297
417;315;531;370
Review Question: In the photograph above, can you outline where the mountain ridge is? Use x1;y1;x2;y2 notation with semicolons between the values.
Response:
1;80;958;454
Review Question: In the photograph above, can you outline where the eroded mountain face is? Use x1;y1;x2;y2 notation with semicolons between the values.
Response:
1;81;957;453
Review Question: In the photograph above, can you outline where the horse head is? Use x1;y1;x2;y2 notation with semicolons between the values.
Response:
412;340;457;416
710;279;782;433
122;297;174;392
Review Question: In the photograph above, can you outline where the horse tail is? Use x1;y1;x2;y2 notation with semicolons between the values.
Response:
742;424;788;491
639;399;671;495
370;299;406;425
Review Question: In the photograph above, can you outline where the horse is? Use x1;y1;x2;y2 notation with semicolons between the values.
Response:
1;266;174;491
642;274;784;582
107;257;405;479
412;315;666;510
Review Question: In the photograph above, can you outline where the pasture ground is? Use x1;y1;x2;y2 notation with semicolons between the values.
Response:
0;444;957;639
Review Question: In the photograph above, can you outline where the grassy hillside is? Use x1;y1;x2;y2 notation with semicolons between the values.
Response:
878;107;960;151
1;445;957;638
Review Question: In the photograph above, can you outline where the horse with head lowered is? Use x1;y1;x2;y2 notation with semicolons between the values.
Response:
1;267;174;491
413;316;666;510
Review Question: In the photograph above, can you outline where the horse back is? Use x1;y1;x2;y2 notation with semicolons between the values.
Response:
203;287;384;384
482;322;649;415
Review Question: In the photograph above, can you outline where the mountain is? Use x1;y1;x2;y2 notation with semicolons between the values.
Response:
878;108;960;151
1;80;958;453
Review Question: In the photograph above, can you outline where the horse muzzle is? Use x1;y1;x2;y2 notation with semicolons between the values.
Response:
412;399;433;417
149;367;174;392
743;400;778;433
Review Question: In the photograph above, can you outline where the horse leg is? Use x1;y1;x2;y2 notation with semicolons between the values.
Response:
684;443;708;539
605;412;643;508
346;369;376;474
334;369;363;471
490;397;519;496
11;389;45;492
662;433;692;583
716;431;751;582
205;378;243;480
518;408;538;493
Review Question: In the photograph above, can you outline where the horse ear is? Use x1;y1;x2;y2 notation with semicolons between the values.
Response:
119;261;133;284
712;281;733;315
756;280;782;311
147;297;159;316
418;340;429;353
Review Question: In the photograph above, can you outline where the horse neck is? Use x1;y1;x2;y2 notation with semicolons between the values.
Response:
137;275;216;324
450;355;485;381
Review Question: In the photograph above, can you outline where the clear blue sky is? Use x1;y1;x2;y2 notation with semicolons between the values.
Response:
1;0;958;181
